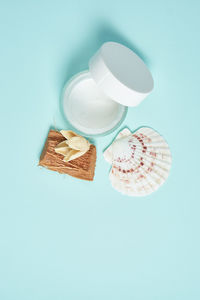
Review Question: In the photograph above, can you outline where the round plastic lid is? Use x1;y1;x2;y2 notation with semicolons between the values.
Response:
89;42;154;107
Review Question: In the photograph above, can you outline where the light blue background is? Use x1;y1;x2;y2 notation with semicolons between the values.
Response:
0;0;200;299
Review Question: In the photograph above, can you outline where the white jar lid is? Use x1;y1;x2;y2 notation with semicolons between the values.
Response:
89;42;154;107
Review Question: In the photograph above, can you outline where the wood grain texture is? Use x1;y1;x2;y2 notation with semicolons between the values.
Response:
39;130;96;181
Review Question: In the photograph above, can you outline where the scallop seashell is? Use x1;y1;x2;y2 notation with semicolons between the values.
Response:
103;128;131;164
104;127;172;197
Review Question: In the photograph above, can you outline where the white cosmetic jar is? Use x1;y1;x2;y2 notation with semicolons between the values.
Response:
62;42;154;137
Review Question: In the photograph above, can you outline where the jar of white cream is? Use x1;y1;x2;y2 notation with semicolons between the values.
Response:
62;42;154;136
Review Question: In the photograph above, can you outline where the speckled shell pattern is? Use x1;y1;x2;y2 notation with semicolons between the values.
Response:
104;127;172;197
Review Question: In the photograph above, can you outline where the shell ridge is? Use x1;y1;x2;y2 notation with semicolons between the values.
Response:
105;127;172;197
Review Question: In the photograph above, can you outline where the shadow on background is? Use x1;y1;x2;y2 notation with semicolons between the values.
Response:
59;19;151;91
57;20;151;140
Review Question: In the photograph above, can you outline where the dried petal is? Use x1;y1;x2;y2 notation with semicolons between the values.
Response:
55;130;90;162
63;149;82;162
66;136;90;151
55;141;69;156
60;130;79;140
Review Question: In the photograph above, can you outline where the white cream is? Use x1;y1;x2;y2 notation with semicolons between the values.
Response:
63;71;126;136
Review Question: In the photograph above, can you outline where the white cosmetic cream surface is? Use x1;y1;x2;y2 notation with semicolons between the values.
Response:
63;72;126;135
